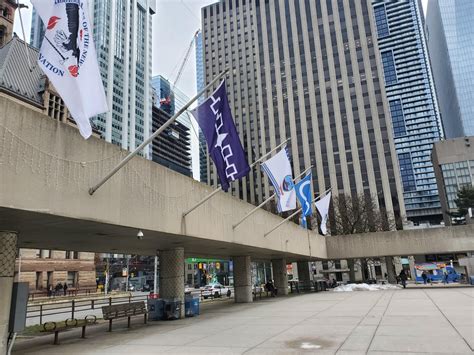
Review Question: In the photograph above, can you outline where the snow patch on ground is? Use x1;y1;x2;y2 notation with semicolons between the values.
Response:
300;342;322;349
333;283;402;292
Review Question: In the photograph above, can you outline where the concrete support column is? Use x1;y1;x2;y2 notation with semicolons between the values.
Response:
297;261;312;290
232;256;252;303
272;258;288;296
0;231;17;354
385;256;397;284
159;248;185;317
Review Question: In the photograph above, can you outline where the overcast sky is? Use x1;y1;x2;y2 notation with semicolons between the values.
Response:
14;0;429;98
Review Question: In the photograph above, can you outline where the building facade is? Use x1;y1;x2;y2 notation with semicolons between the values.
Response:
30;0;156;156
151;105;191;176
195;31;208;183
426;0;474;138
432;137;474;225
29;7;44;50
14;249;96;292
0;0;16;47
372;0;444;224
201;0;406;224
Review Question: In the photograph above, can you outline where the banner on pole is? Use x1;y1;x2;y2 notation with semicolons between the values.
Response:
31;0;108;139
261;146;296;213
191;80;250;191
315;191;331;235
295;173;313;228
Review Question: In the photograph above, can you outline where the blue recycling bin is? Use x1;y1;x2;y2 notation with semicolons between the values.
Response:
184;295;200;317
470;276;474;285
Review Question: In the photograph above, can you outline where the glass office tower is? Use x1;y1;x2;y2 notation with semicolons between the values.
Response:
195;30;208;183
426;0;474;138
373;0;444;224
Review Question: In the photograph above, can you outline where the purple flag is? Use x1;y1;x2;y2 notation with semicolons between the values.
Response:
191;80;250;191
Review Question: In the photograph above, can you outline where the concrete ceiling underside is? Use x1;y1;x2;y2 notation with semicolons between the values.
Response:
0;208;318;262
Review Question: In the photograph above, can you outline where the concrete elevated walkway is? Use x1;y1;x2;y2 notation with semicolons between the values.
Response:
326;224;474;259
0;97;325;261
1;96;473;261
12;288;474;354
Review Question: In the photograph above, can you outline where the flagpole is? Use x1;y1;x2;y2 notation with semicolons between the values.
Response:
182;138;291;218
88;68;230;195
232;165;313;229
264;188;332;238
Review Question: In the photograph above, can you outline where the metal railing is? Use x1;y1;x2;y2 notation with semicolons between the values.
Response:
28;288;97;301
27;294;148;325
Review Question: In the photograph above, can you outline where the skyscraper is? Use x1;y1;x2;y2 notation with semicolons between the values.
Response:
372;0;444;224
426;0;474;138
29;7;44;50
29;1;156;157
201;0;406;223
151;105;191;177
151;74;192;128
195;30;208;183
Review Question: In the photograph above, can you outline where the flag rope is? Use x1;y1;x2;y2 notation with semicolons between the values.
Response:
264;187;332;238
88;68;230;195
182;138;291;218
232;165;313;230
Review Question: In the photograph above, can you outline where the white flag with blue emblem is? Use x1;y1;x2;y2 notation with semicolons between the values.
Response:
315;192;331;235
261;146;296;213
31;0;108;139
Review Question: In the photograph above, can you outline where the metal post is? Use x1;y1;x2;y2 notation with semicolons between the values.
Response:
232;165;313;229
182;138;291;218
71;300;75;319
153;255;158;295
89;69;229;195
39;305;43;325
105;257;109;295
126;255;130;292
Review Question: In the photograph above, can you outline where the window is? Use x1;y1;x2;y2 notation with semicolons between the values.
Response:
374;5;389;38
381;51;397;85
66;251;79;259
67;271;77;287
36;272;42;290
389;99;406;137
398;153;416;192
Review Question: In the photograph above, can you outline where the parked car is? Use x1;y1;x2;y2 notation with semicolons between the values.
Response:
202;283;231;299
184;285;194;295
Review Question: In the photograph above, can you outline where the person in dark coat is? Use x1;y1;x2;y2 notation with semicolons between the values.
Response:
63;282;68;296
399;270;408;289
265;280;277;297
421;271;428;285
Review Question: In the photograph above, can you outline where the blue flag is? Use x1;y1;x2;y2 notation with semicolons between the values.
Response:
191;80;250;191
295;173;313;228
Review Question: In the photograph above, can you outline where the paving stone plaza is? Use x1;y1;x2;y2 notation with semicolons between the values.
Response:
13;288;473;354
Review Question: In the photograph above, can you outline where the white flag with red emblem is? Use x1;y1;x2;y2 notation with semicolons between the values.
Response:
31;0;107;139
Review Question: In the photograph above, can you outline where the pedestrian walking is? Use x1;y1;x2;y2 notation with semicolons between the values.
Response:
421;271;428;285
399;270;408;289
63;282;68;296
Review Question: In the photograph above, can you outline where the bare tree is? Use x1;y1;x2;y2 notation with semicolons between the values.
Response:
329;193;396;282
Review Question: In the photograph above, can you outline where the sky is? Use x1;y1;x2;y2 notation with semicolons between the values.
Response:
13;0;430;100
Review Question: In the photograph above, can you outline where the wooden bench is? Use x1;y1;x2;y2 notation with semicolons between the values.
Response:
42;315;97;345
101;301;147;332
